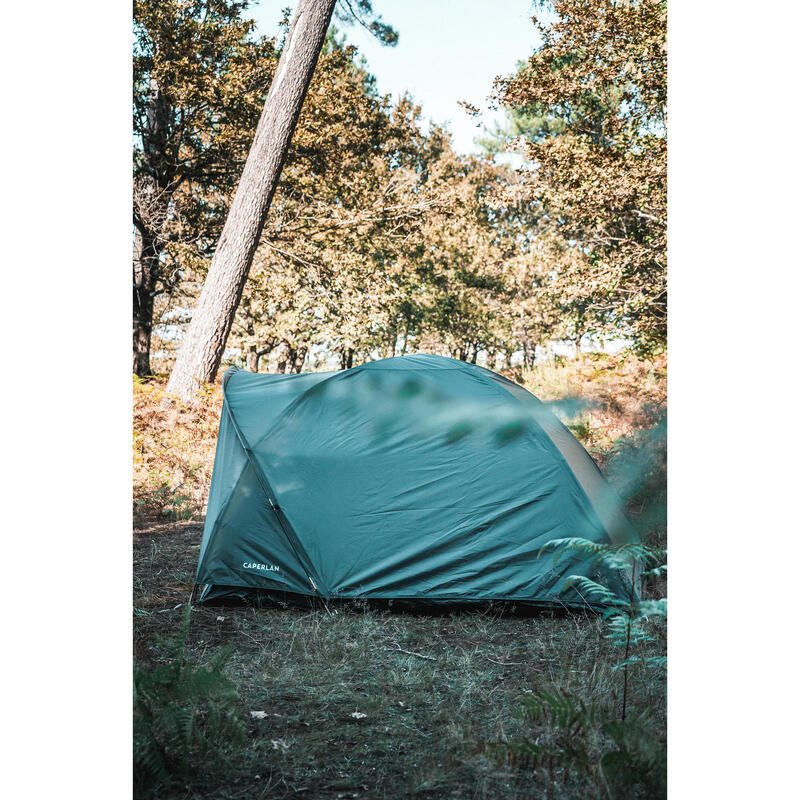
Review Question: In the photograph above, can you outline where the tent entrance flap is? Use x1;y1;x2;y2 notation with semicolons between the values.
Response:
219;381;328;597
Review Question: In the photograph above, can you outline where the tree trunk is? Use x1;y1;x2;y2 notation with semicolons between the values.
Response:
166;0;337;400
133;225;158;377
133;76;170;377
340;348;354;370
385;324;396;358
522;340;536;369
275;340;291;373
246;345;260;372
291;345;307;373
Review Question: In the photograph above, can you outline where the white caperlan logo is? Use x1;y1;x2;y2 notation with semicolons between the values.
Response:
242;562;280;572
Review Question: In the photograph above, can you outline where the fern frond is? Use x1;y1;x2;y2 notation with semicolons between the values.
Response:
564;575;625;608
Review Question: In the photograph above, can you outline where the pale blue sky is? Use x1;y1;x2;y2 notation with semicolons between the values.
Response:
248;0;541;154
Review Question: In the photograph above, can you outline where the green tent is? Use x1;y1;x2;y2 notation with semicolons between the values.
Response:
194;354;635;608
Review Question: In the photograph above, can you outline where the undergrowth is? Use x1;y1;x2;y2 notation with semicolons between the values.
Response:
523;351;667;466
492;690;666;799
133;375;222;520
134;607;245;799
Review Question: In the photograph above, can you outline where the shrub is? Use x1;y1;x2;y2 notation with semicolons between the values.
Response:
493;689;666;799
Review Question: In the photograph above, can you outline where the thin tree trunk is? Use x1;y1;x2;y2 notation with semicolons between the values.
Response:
246;345;260;372
521;337;537;369
291;344;307;373
400;320;410;355
166;0;337;400
133;225;158;377
133;76;170;377
385;324;396;358
340;347;354;370
275;340;291;373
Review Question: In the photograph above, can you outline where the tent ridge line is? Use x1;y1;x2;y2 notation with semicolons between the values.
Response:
245;363;368;453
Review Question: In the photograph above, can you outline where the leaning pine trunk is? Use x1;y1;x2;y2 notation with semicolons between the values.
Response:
166;0;337;400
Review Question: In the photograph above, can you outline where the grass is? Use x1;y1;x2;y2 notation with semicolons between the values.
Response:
133;351;667;798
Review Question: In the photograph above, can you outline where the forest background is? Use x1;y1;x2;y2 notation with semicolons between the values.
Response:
133;0;666;381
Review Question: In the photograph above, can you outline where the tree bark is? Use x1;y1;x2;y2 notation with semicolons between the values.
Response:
132;76;170;377
166;0;337;400
275;340;291;373
133;225;158;377
291;344;307;373
246;345;260;372
384;324;396;358
340;348;354;370
522;340;537;369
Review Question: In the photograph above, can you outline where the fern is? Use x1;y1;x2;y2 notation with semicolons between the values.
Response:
133;606;245;799
494;689;666;799
564;575;626;608
540;537;666;575
538;537;667;721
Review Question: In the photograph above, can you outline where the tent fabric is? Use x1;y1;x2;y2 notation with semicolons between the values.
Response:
194;354;636;608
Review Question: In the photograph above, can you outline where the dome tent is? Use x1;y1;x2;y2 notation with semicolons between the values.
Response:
194;354;636;608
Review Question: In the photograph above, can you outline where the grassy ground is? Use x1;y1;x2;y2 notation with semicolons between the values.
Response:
133;351;666;799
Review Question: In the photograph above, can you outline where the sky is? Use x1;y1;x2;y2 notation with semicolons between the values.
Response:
248;0;541;154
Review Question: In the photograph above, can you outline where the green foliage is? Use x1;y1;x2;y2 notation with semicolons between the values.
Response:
133;607;245;798
133;0;277;269
493;689;666;799
539;535;666;729
568;416;593;441
335;0;399;46
490;0;667;350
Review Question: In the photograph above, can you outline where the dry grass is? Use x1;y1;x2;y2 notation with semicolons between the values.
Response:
133;375;223;520
134;521;665;800
523;351;667;465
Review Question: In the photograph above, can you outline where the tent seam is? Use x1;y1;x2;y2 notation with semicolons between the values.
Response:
222;370;329;598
